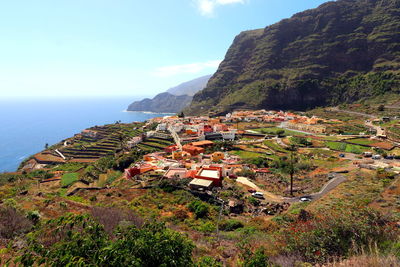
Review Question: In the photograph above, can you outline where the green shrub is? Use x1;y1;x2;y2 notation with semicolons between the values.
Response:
248;197;260;206
188;200;209;219
220;219;244;231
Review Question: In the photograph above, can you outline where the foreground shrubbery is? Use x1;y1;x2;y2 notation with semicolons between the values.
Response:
277;208;400;263
16;213;194;267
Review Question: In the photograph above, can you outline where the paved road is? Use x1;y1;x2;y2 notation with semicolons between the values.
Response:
285;173;347;202
236;173;347;203
328;107;377;119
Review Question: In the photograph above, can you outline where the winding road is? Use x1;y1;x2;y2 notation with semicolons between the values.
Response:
236;173;347;203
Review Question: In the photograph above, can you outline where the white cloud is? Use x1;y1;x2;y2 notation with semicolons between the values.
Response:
153;60;222;77
194;0;246;16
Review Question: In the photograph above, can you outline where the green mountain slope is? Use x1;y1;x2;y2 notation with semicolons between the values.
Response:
185;0;400;115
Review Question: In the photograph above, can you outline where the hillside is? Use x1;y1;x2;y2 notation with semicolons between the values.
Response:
185;0;400;115
127;75;211;113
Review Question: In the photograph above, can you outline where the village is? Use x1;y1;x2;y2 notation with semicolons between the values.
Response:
10;108;399;218
2;107;400;265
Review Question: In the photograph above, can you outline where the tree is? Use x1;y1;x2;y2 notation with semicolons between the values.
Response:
44;143;49;149
276;129;285;137
178;111;185;118
279;153;298;196
377;104;385;111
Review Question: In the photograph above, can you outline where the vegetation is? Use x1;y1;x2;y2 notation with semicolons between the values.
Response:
185;0;400;115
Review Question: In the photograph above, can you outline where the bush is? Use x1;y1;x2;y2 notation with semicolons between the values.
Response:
0;206;32;239
18;214;194;267
279;208;399;263
188;200;209;219
248;197;260;206
220;219;244;231
196;256;222;267
90;206;143;235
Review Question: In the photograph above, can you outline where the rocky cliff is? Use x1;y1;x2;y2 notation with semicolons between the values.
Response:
185;0;400;115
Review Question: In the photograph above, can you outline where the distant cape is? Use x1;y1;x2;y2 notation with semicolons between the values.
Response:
127;74;211;113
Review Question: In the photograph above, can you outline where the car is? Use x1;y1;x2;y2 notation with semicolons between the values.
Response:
372;155;382;160
251;192;264;199
299;196;312;202
248;189;256;193
339;153;345;158
384;155;394;160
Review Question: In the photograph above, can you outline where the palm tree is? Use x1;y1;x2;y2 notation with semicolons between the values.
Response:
279;152;298;196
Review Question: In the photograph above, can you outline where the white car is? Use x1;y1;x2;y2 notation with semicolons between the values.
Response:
251;192;264;199
372;155;381;160
300;197;311;202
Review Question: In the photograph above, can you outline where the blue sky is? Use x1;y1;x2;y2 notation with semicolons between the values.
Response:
0;0;328;98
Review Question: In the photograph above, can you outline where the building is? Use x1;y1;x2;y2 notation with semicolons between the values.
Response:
81;129;100;139
211;152;225;162
191;140;214;148
194;167;223;187
163;168;189;179
188;179;214;190
127;136;142;148
182;145;204;156
172;151;191;160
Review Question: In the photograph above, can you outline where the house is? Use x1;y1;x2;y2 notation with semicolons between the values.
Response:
221;131;236;141
164;168;188;179
172;151;191;160
127;136;142;148
81;129;100;139
191;140;214;148
156;123;167;131
189;179;214;190
211;152;225;162
194;167;223;187
182;145;204;156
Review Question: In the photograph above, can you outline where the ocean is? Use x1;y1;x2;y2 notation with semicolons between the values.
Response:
0;97;171;172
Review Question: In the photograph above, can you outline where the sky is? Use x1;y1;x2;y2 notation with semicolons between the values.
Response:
0;0;329;99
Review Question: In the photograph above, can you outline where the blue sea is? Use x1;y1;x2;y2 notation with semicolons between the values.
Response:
0;97;171;172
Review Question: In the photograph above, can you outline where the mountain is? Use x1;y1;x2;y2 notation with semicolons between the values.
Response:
167;75;212;96
127;75;211;113
185;0;400;116
127;92;193;113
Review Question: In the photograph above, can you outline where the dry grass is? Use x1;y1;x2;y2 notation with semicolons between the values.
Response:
323;254;400;267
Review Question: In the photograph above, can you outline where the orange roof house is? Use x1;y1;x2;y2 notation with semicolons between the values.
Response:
191;140;214;148
183;145;204;156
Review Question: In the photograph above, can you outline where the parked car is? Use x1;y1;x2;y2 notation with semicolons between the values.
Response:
372;155;382;160
339;153;345;158
384;155;394;160
299;196;312;202
248;189;256;193
251;192;264;199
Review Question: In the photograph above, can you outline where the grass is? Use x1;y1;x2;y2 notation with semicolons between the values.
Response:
53;163;85;172
263;140;289;153
231;150;265;159
61;173;79;187
253;127;307;136
325;142;367;154
346;138;375;146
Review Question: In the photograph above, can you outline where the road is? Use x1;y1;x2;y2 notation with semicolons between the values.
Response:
236;173;347;203
328;107;377;119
